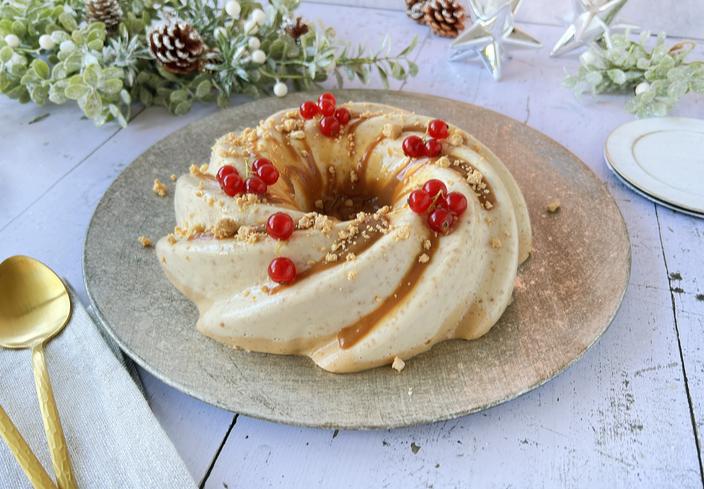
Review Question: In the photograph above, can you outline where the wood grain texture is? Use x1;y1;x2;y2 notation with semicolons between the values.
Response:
0;3;702;487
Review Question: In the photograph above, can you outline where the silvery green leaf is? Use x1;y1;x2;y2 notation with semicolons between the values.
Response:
83;64;101;87
108;104;127;127
58;12;77;32
120;89;130;105
585;71;603;85
174;99;192;115
11;20;26;36
51;30;69;43
87;39;103;51
170;89;188;103
31;59;50;79
51;62;67;79
667;80;688;98
195;80;212;98
102;78;122;95
0;46;12;63
103;67;123;79
606;69;626;85
64;83;91;99
139;87;153;105
30;85;49;105
63;53;82;74
49;83;67;104
80;91;102;118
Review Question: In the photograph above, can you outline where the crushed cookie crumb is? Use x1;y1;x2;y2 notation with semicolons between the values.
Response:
213;218;238;239
347;270;358;281
418;253;430;263
189;163;209;177
546;199;561;213
346;252;356;262
436;156;451;168
289;130;305;140
423;239;431;250
490;238;502;249
137;235;153;248
325;252;338;263
392;356;406;372
152;179;168;197
484;201;494;210
167;233;177;245
396;225;411;241
170;174;177;181
298;212;317;230
447;129;464;146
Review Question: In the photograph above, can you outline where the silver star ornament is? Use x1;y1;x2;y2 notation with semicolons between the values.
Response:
550;0;628;57
449;0;541;81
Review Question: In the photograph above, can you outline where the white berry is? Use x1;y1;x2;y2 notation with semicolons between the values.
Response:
251;8;266;25
248;37;260;49
39;34;55;50
273;81;288;97
225;0;241;19
59;40;75;52
251;49;266;64
4;34;20;49
635;81;651;96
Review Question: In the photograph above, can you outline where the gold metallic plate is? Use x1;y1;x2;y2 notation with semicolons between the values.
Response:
84;90;630;429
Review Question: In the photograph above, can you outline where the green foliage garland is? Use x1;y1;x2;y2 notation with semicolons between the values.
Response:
0;0;418;126
565;31;704;118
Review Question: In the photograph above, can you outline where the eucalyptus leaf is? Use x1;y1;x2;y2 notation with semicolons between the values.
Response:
64;83;91;99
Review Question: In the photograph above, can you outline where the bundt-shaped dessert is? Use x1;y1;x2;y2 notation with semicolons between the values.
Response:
156;94;531;373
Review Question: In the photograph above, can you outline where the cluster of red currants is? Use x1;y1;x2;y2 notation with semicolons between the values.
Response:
299;92;351;138
216;158;280;197
265;212;297;284
408;179;467;234
402;119;450;159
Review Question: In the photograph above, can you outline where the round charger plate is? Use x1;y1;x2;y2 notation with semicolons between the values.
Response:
84;90;631;429
605;117;704;215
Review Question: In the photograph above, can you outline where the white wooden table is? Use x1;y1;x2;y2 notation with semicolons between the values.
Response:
2;2;704;487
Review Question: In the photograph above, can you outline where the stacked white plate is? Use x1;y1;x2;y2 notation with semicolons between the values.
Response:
604;117;704;218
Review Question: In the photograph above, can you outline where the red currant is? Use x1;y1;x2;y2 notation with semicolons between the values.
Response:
299;101;319;119
424;138;442;157
221;172;244;196
245;175;267;195
402;135;425;158
318;92;336;106
266;212;295;240
408;189;432;214
319;116;341;137
257;164;279;185
334;107;350;125
216;165;237;183
428;119;449;140
444;192;467;216
251;158;273;174
422;179;447;198
428;208;454;234
268;257;297;284
318;99;335;117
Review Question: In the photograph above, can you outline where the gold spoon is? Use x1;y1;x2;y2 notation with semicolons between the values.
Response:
0;405;58;488
0;256;78;489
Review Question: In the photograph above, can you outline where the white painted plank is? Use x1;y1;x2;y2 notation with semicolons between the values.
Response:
204;22;704;488
0;98;119;230
656;207;704;472
138;370;234;485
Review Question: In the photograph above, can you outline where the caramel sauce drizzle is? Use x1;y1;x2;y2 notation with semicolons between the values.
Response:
337;233;439;349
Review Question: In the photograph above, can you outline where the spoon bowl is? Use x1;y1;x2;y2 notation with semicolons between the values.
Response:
0;256;71;349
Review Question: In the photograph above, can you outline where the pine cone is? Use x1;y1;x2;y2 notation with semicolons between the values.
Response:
423;0;466;38
85;0;123;29
405;0;427;24
148;21;205;75
284;17;309;40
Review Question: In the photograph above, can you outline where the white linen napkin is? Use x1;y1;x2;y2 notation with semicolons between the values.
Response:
0;288;196;489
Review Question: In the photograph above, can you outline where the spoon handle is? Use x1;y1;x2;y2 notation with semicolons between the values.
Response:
32;344;78;489
0;405;58;489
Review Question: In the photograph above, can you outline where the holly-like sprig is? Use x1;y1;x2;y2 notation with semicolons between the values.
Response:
565;31;704;118
0;0;418;127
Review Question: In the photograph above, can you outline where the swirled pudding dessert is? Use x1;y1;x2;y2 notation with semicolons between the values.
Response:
156;93;531;373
